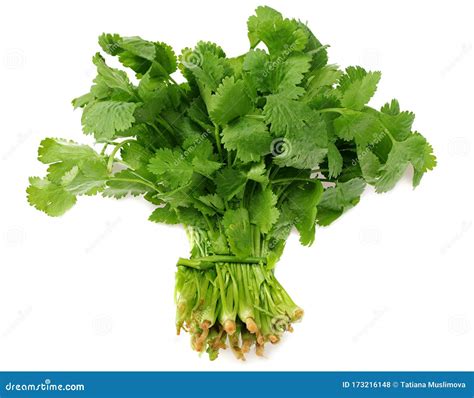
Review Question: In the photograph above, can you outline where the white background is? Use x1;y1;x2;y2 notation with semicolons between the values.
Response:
0;0;473;371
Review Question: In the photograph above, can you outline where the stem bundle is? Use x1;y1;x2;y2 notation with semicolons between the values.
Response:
175;262;303;360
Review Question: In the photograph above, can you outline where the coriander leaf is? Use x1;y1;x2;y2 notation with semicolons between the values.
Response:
198;194;225;212
215;168;247;200
38;138;99;164
327;142;343;178
222;208;253;257
27;177;77;217
358;149;381;184
149;204;179;224
411;133;436;187
285;180;324;245
36;138;109;198
273;114;328;169
375;133;436;192
120;141;153;170
176;207;207;229
247;6;308;55
269;53;312;98
317;178;366;226
103;169;151;198
242;49;270;96
209;76;252;125
99;34;177;79
81;101;138;141
192;157;222;178
221;117;272;162
92;53;135;99
249;187;279;233
263;93;310;135
305;65;343;101
378;100;415;141
148;148;194;188
247;162;269;186
333;111;383;144
337;67;381;110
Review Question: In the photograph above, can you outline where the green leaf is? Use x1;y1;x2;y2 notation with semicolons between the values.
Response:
378;100;415;141
263;93;311;135
358;149;381;184
333;111;383;144
249;187;279;233
92;53;135;98
247;6;308;55
182;136;222;177
38;138;99;164
221;117;272;162
247;162;269;186
285;181;324;245
273;114;328;169
81;101;137;141
269;53;312;98
27;177;77;217
99;34;177;79
32;138;109;206
215;168;247;201
149;204;179;224
411;133;436;187
222;208;253;257
305;65;343;101
103;170;151;198
327;142;343;178
120;141;153;170
198;194;225;212
148;148;194;189
317;178;366;226
192;157;222;177
375;133;436;192
181;44;227;94
209;76;252;125
242;49;270;96
338;67;381;110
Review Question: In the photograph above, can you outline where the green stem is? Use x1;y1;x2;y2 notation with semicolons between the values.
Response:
107;177;158;192
177;255;266;270
100;143;109;156
214;124;223;162
107;139;135;172
156;116;178;145
272;177;323;185
316;107;346;115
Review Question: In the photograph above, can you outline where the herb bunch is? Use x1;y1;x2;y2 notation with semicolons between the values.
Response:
27;6;436;359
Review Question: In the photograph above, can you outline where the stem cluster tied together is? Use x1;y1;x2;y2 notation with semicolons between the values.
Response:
175;261;303;360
